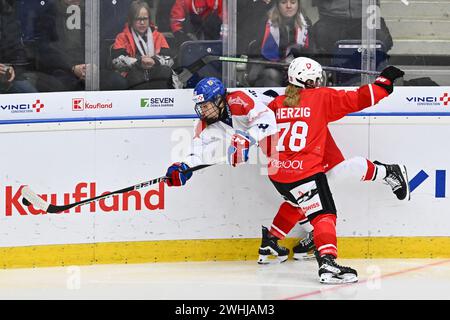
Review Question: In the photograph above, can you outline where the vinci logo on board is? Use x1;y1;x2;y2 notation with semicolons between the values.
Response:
32;99;45;112
440;93;450;106
405;92;450;107
0;99;45;113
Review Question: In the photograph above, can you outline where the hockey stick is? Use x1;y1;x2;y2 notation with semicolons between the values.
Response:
176;54;381;81
21;164;212;214
177;55;219;85
215;55;382;75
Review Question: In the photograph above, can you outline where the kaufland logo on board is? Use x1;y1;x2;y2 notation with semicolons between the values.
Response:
406;92;450;106
72;98;113;111
0;99;45;113
3;183;164;216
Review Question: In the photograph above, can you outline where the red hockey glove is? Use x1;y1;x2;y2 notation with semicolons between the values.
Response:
227;130;256;167
165;162;192;187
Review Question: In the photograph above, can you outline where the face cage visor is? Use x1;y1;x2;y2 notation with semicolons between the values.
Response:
194;95;224;124
302;72;324;88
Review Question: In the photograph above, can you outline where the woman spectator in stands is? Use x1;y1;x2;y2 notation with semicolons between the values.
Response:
247;0;314;87
111;0;178;89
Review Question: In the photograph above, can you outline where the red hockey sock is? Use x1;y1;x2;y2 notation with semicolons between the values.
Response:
363;159;377;181
270;202;305;240
311;213;338;257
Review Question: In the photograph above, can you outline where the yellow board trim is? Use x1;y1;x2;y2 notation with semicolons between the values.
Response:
1;237;450;269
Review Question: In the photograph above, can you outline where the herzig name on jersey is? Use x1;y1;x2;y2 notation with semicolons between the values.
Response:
275;107;311;120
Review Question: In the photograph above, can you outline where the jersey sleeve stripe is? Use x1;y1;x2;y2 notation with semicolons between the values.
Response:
368;84;375;106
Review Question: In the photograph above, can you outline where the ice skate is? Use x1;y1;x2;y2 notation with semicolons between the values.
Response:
374;160;410;201
257;226;290;264
293;231;316;260
315;251;358;284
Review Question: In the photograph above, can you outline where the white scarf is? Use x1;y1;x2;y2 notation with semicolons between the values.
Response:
132;27;155;57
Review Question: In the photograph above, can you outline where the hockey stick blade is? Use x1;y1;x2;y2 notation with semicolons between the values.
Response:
21;186;50;212
21;164;213;214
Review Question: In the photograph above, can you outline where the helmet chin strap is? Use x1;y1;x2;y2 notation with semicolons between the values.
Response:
295;78;316;89
218;98;231;120
295;79;316;89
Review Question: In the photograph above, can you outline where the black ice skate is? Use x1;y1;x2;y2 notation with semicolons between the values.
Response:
374;160;410;201
257;226;290;264
293;231;316;260
315;251;358;284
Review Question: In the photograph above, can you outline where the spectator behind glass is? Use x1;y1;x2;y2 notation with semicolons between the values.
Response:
100;0;134;40
111;0;178;89
0;0;37;93
170;0;223;49
34;0;86;91
237;0;273;56
311;0;393;64
154;0;176;33
247;0;313;87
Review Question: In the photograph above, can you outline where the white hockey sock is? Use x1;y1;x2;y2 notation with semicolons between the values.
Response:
327;156;371;182
373;163;387;182
300;220;314;233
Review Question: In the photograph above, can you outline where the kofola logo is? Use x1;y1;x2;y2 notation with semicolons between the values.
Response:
0;99;45;113
72;98;112;111
141;97;175;108
4;183;165;216
406;92;450;106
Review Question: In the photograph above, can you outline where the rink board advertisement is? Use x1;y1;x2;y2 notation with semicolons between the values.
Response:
1;87;450;124
0;87;450;265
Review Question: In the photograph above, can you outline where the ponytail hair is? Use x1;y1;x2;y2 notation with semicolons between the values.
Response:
283;84;301;107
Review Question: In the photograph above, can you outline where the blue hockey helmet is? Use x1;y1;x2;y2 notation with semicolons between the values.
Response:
193;77;226;103
192;77;227;124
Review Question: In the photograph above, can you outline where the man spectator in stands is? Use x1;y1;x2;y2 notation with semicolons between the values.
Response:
34;0;86;91
0;0;37;93
170;0;223;49
154;0;176;33
236;0;273;56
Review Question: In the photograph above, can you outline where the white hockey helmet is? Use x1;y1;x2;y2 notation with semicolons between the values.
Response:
288;57;323;88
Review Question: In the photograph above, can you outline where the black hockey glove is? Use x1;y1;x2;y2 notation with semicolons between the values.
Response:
374;66;405;94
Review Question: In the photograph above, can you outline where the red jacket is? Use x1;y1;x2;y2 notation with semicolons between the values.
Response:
113;24;169;57
267;84;389;183
170;0;223;33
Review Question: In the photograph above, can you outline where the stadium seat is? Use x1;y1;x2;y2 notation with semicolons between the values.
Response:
331;39;389;86
178;40;223;88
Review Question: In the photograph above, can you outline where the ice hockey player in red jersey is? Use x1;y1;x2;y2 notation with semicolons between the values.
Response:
259;88;411;263
263;57;406;284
